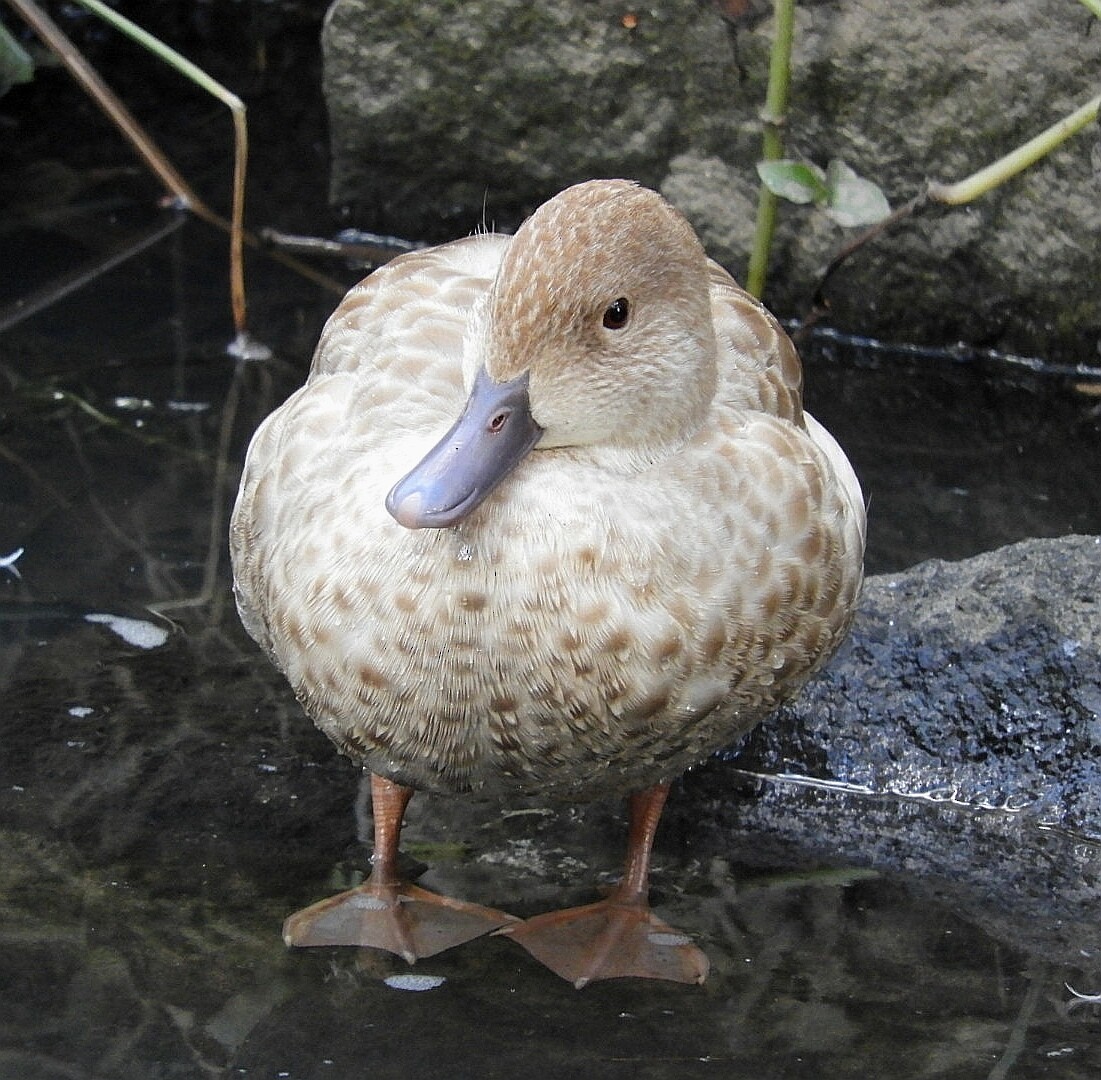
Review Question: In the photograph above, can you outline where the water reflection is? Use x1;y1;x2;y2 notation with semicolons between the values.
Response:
2;219;1100;1076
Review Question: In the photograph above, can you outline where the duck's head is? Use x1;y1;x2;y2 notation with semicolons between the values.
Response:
386;179;718;529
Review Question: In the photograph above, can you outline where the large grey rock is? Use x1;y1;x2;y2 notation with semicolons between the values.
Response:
321;0;741;235
322;0;1101;358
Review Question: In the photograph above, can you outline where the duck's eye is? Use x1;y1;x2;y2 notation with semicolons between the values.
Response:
602;297;630;330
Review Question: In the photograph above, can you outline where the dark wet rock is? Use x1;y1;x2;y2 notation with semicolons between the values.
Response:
322;0;1101;358
739;533;1101;830
683;533;1101;971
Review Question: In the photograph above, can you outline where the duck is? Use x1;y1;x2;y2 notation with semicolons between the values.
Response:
229;179;866;988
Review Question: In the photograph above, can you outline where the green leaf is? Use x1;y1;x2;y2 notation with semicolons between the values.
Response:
824;159;891;227
756;160;830;205
0;24;34;97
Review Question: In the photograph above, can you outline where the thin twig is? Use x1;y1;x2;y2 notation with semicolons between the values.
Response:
986;966;1047;1080
805;89;1100;332
260;227;424;264
150;359;246;614
795;192;927;340
6;0;345;333
71;0;252;337
0;439;77;513
0;212;187;333
6;0;202;210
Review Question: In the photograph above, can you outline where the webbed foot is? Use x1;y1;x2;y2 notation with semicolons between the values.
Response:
284;879;518;962
499;895;708;988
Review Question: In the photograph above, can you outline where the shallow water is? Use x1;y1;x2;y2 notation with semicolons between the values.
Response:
2;204;1100;1078
5;8;1101;1064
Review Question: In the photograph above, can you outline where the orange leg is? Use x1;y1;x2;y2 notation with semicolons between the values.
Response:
499;783;709;988
282;774;517;962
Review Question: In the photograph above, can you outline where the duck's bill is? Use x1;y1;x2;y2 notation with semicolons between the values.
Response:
386;368;543;529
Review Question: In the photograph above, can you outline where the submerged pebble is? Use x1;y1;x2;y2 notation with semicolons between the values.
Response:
383;973;447;992
83;613;169;649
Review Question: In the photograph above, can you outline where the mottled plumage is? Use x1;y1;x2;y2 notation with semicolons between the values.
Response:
229;180;866;986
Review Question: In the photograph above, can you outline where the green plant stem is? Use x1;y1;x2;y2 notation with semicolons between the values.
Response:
72;0;251;337
73;0;243;106
746;185;779;300
5;0;346;325
759;0;795;129
928;92;1100;205
6;0;202;209
809;87;1098;331
1077;0;1101;20
747;0;796;298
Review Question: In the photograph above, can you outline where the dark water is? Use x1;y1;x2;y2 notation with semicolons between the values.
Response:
2;203;1100;1079
4;8;1101;1075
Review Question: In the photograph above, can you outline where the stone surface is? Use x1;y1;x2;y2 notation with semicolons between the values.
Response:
321;0;741;236
745;534;1101;829
322;0;1101;358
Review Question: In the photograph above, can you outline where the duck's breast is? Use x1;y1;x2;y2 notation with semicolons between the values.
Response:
230;234;506;667
231;239;865;802
235;400;860;799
